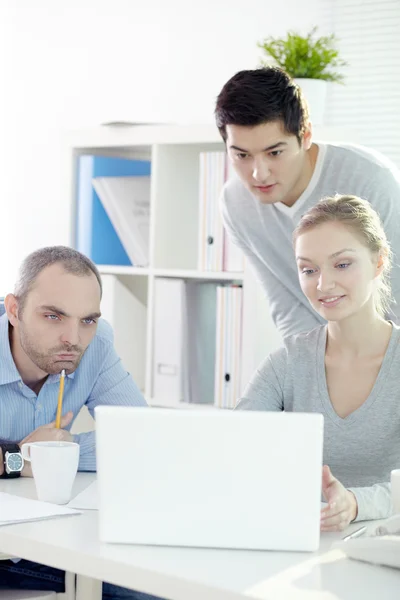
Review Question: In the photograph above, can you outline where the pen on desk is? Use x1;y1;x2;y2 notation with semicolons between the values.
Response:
342;526;367;542
55;369;66;428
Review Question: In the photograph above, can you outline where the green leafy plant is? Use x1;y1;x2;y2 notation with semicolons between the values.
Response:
258;27;347;83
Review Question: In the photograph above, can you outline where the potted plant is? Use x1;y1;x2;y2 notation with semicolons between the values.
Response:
257;27;347;125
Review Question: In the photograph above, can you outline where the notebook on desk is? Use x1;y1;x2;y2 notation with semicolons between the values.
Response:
0;492;80;526
95;407;323;552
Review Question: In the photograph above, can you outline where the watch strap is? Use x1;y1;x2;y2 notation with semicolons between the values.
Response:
0;443;22;479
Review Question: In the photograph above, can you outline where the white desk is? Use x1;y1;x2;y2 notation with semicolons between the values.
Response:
1;474;400;600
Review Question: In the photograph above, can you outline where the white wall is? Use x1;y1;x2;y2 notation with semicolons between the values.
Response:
327;0;400;167
0;0;333;292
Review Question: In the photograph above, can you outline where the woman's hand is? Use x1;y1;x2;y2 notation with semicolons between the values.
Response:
320;465;358;531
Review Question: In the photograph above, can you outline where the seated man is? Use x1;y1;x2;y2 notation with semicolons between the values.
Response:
0;245;160;600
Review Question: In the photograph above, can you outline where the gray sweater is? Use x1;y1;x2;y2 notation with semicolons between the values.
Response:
236;324;400;521
221;143;400;338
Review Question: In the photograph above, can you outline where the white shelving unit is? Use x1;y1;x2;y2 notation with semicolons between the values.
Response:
65;123;355;408
96;266;244;281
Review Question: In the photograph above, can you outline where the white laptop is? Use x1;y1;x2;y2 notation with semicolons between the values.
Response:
95;406;323;552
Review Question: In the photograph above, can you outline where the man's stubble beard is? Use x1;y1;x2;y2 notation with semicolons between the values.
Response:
18;322;84;375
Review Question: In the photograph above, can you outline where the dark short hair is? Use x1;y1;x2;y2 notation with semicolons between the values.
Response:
14;246;103;312
215;67;309;144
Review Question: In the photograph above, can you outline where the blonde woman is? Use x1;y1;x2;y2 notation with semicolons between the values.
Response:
237;195;399;531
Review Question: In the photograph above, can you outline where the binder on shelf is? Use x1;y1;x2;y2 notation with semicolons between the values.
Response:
183;281;217;405
92;176;150;266
198;152;226;271
152;278;186;406
152;278;243;408
197;152;245;273
76;155;151;266
152;279;218;406
214;285;243;409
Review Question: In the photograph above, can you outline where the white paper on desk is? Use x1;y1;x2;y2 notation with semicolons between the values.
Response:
68;481;98;510
0;492;81;526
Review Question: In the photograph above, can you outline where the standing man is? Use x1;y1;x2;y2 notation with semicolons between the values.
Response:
215;66;400;337
0;246;160;600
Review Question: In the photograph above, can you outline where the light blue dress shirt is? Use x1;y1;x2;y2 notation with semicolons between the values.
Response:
0;309;147;471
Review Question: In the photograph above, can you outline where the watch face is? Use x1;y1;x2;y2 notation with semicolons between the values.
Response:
7;453;23;472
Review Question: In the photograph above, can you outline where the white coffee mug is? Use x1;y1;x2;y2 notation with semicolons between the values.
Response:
21;441;79;504
391;469;400;514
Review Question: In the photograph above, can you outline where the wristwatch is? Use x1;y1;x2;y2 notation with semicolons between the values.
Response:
0;444;24;478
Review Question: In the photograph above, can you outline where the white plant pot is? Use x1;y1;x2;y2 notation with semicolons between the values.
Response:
293;78;328;126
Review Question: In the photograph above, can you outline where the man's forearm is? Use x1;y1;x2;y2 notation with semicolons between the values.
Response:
73;431;97;472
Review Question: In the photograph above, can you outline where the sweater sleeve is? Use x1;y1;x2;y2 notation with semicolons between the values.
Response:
348;482;393;522
236;347;287;411
220;187;323;338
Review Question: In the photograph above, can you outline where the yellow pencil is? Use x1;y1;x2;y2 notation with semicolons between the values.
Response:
55;369;66;428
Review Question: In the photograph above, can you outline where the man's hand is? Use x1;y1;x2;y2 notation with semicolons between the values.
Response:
320;465;358;531
19;412;74;477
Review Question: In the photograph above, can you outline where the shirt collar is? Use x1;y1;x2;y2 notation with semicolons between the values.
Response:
0;313;75;386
